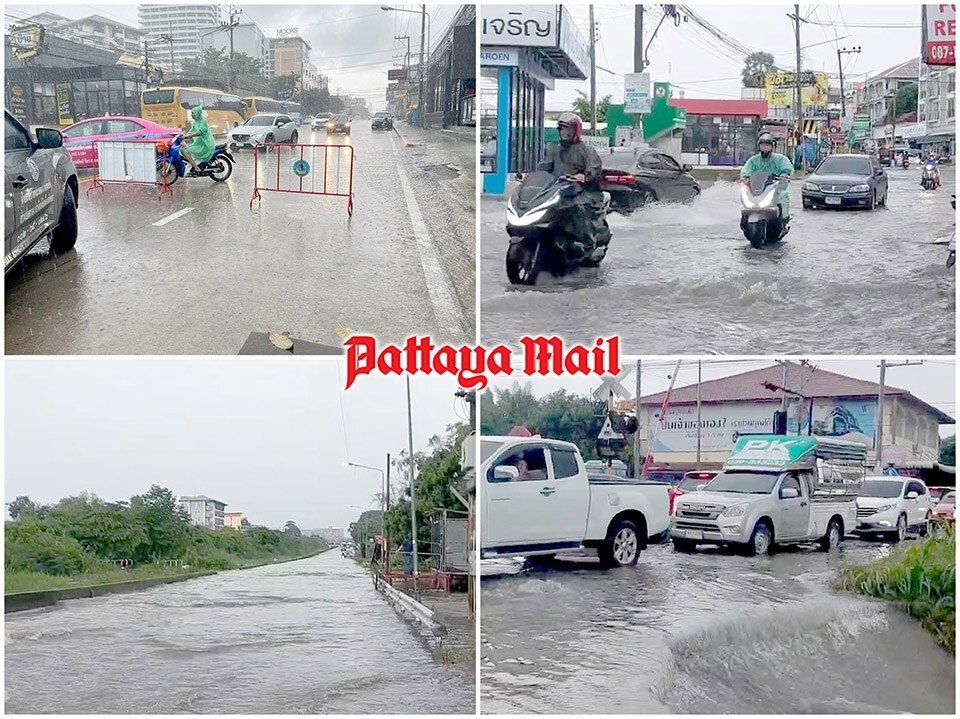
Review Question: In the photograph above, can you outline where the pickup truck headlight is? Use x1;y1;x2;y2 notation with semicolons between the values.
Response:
803;182;820;191
720;504;746;517
849;184;870;193
876;503;895;513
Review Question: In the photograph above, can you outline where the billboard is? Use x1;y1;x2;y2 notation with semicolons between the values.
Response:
922;4;956;66
810;399;876;449
623;72;651;114
387;68;408;81
765;71;830;107
7;24;44;61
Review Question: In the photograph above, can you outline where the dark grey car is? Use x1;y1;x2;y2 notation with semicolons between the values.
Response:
5;111;79;274
802;153;888;210
601;149;700;213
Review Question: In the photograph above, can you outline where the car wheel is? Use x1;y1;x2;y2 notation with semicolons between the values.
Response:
819;519;842;551
867;191;876;210
640;189;656;206
290;130;298;144
50;185;78;256
598;519;641;567
892;514;907;542
749;521;773;556
802;198;814;209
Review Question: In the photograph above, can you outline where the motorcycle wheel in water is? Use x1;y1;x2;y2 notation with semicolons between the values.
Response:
504;171;611;285
740;172;790;249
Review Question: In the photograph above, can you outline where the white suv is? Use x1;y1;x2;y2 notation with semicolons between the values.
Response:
855;476;934;542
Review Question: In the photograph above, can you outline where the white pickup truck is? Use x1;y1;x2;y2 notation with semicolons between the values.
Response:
480;435;671;567
670;435;868;556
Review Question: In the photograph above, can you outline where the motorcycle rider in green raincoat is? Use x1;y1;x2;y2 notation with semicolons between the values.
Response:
740;132;793;234
181;105;215;174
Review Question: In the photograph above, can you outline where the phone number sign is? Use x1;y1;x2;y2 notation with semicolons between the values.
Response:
923;4;956;66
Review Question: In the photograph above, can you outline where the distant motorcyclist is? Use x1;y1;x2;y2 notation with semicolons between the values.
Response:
925;153;942;187
740;132;793;234
537;112;609;260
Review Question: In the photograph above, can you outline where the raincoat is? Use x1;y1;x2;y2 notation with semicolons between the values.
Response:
185;105;215;164
740;152;794;218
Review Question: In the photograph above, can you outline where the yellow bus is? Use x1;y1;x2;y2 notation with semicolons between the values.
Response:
140;86;246;137
241;96;303;124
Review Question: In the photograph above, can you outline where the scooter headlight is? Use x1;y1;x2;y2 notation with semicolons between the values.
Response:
506;191;560;226
740;183;755;209
756;186;777;209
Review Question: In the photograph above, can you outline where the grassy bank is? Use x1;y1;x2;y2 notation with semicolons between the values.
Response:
837;525;955;653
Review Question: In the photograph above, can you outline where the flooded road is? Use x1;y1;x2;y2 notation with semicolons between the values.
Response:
480;541;955;714
6;121;473;354
480;166;955;354
6;552;473;714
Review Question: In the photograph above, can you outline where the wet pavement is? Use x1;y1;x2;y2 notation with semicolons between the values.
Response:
5;552;474;714
480;166;956;354
480;540;955;714
6;122;474;355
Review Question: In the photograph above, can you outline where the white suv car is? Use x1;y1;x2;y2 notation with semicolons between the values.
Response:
855;476;934;542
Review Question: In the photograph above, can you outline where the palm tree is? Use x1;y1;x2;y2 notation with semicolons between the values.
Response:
283;521;301;537
742;51;777;89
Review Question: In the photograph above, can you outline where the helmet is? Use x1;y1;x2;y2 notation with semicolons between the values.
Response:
757;132;775;148
558;112;583;143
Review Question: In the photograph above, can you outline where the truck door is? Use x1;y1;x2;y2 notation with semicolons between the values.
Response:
483;444;557;550
777;472;808;540
544;445;591;545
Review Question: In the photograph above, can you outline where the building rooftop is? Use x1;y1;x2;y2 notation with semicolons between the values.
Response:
62;14;144;35
179;495;227;505
868;57;921;82
625;362;953;424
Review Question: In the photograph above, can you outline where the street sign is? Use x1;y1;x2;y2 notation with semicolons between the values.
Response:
7;24;44;60
597;416;624;441
592;368;633;400
623;72;651;114
922;4;956;66
850;113;871;141
387;68;407;81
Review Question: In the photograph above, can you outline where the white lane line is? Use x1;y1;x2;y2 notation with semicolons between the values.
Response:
152;207;195;226
389;132;465;339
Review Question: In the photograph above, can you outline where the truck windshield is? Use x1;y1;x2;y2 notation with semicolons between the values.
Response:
703;471;779;494
860;479;904;498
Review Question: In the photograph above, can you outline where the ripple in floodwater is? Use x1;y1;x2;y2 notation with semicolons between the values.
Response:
480;169;956;354
480;542;955;714
5;553;474;714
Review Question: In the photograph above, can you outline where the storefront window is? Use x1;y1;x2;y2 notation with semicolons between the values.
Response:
479;67;498;174
34;84;57;125
509;69;544;174
682;115;758;166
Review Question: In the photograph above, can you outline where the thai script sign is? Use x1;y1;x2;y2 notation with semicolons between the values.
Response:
7;24;44;60
764;71;829;107
481;6;558;47
922;4;956;66
624;72;651;114
387;68;408;81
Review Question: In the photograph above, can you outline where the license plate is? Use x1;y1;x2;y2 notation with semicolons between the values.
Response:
825;196;842;205
676;529;704;540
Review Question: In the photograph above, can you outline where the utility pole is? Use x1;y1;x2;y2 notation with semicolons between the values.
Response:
164;22;175;75
589;5;597;133
634;6;645;72
634;359;641;479
788;6;803;167
395;34;411;115
384;452;390;570
837;46;861;118
143;38;150;87
226;5;241;92
696;360;702;469
781;360;789;412
875;360;924;469
418;4;426;129
890;90;898;149
405;376;419;588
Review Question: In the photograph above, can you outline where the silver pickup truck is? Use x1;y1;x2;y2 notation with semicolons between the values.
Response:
670;435;867;556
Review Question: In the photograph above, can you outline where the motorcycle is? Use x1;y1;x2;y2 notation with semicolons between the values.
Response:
921;163;940;190
740;171;790;249
505;171;612;285
156;133;235;186
901;155;910;169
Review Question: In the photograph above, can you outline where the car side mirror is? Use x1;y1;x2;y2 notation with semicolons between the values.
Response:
682;164;692;172
492;466;519;482
906;491;919;499
36;128;63;149
781;487;800;499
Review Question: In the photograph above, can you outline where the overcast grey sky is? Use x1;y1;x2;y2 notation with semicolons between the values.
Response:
484;358;957;435
551;4;924;111
7;2;461;112
5;360;470;531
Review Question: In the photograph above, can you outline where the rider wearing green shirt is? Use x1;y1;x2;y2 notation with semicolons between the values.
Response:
740;132;793;231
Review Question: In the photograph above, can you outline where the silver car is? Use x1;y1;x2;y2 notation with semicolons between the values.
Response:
227;113;299;149
5;111;80;274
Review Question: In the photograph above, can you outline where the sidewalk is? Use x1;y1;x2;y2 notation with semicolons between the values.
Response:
417;590;475;680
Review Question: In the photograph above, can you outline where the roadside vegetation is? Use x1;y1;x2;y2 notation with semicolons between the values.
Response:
6;486;325;594
837;523;955;653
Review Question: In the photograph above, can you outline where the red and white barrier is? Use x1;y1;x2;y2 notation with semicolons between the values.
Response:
86;139;173;201
249;143;355;216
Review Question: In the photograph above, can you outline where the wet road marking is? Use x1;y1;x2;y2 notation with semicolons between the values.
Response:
152;207;195;226
389;132;464;339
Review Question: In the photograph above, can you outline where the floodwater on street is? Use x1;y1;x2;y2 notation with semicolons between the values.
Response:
480;541;955;714
480;166;956;354
5;552;474;714
5;122;474;354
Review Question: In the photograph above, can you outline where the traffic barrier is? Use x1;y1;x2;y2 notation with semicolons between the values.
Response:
86;139;173;201
249;142;355;216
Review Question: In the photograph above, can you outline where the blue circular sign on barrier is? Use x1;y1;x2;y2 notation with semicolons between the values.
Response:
292;159;310;177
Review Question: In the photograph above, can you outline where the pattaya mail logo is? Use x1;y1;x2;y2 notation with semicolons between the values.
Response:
343;335;621;389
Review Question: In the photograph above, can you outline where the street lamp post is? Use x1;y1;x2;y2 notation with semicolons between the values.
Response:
381;6;431;128
342;459;388;564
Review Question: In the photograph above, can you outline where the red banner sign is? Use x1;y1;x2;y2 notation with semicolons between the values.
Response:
923;4;956;66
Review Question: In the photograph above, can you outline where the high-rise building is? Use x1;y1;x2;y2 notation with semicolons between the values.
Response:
16;12;144;56
139;4;222;73
203;22;269;73
179;495;227;531
269;34;311;91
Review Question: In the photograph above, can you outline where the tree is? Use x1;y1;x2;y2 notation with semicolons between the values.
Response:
7;496;39;521
283;520;302;537
742;51;777;89
270;73;299;101
181;48;265;88
940;435;956;466
886;82;918;123
571;91;612;129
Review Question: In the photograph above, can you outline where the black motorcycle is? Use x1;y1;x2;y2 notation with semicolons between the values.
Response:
740;171;790;249
505;171;611;285
921;163;940;190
